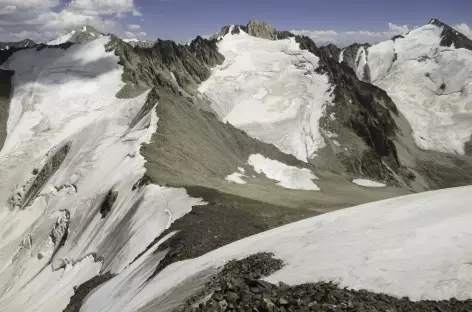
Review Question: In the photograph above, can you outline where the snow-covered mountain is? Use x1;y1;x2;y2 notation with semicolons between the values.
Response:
46;26;104;45
339;18;472;156
0;18;470;311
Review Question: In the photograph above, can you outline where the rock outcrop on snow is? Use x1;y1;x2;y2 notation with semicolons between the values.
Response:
176;253;472;312
0;39;36;51
246;19;278;40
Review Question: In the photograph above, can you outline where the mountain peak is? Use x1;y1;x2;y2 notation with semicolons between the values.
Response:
428;18;472;51
47;25;104;46
246;19;277;40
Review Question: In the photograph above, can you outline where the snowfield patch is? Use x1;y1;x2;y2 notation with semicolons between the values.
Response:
225;172;247;184
248;154;320;190
352;179;386;188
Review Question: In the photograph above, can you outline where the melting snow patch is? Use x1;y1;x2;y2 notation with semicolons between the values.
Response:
225;172;247;184
352;179;386;188
248;154;319;190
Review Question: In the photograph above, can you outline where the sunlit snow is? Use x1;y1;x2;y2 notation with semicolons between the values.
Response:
83;186;472;312
0;37;204;312
47;31;76;45
199;27;334;162
248;154;319;190
365;24;472;155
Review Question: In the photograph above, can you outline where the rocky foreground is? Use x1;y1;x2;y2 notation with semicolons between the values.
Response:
176;253;472;312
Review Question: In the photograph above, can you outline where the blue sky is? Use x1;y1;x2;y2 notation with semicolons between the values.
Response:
1;0;471;45
133;0;472;42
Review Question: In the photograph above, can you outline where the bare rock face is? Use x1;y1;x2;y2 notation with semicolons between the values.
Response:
246;19;277;40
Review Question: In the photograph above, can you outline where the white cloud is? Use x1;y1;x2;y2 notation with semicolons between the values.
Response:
132;10;142;17
292;23;411;47
127;24;141;30
454;23;472;40
68;0;135;15
0;0;139;42
124;30;147;39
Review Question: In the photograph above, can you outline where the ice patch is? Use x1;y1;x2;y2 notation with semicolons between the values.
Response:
352;179;386;188
225;172;247;184
248;154;319;190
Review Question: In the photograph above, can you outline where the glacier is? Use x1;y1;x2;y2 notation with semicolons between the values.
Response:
199;27;334;162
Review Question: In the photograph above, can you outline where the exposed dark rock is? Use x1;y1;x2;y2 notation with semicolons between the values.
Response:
99;190;118;219
465;136;472;156
0;39;36;51
63;272;115;312
246;19;277;40
175;253;283;309
429;18;472;51
392;34;405;41
132;173;152;190
108;35;224;96
320;43;342;61
276;31;296;40
0;69;13;151
12;142;71;209
175;254;472;312
339;43;371;71
146;188;311;279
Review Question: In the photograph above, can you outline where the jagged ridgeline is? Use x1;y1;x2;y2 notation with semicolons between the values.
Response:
0;18;471;312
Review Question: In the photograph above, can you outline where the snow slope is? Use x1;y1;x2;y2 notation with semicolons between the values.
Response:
363;24;472;154
0;37;203;312
199;27;334;162
81;185;472;311
47;31;76;45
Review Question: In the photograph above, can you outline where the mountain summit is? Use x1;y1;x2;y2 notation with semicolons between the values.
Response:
429;18;472;50
46;25;104;45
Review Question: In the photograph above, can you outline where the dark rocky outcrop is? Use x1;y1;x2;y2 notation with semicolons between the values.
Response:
319;43;342;61
63;272;115;312
175;254;472;312
10;142;71;209
146;189;313;279
429;18;472;51
246;19;278;40
108;35;224;95
0;69;13;151
339;43;371;71
99;190;118;219
0;39;36;51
